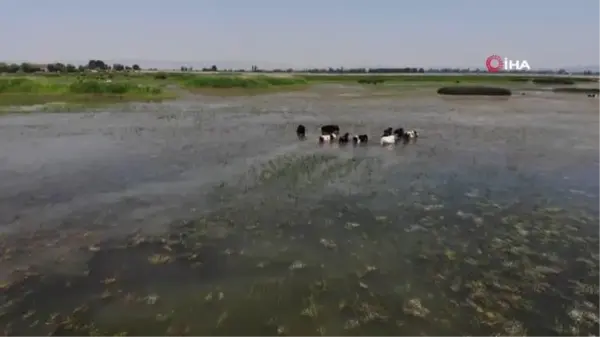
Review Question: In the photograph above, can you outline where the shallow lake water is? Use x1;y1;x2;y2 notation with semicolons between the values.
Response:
0;87;598;335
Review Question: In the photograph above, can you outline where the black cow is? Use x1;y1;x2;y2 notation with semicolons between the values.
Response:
352;134;369;145
296;124;306;139
338;132;350;144
321;124;340;135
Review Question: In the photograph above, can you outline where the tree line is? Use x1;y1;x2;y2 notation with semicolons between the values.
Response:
2;59;597;76
0;60;141;74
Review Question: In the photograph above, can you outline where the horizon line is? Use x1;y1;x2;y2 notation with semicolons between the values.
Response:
1;59;599;72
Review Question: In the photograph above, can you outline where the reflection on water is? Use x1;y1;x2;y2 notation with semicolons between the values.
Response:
0;93;598;336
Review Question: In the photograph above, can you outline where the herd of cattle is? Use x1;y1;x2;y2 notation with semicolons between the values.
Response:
295;124;419;146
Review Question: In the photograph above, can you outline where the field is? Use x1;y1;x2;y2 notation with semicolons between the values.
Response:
0;79;598;335
0;72;598;109
0;74;177;107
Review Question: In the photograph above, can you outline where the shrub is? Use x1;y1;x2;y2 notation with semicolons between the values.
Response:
509;78;531;82
357;78;385;85
532;78;575;85
567;77;597;83
437;86;512;96
184;76;307;89
154;73;168;80
41;72;62;78
552;87;600;94
68;80;162;95
69;80;131;94
0;78;47;93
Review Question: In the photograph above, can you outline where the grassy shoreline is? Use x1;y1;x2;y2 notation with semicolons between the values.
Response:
0;72;597;108
0;76;175;108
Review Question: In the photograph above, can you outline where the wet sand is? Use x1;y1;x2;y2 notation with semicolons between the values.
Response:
0;85;598;335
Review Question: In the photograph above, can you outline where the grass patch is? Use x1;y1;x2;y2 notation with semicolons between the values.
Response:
68;80;162;95
0;77;174;107
182;75;308;89
2;72;597;105
186;86;308;97
298;74;597;84
509;78;531;82
299;74;516;83
437;86;512;96
552;87;600;94
357;78;386;85
179;75;309;96
532;78;575;85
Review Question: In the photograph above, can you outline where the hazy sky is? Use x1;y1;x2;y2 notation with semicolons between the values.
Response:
2;0;598;68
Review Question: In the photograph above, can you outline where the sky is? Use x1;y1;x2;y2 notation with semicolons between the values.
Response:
1;0;599;69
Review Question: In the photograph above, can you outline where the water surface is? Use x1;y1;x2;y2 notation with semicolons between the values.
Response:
0;89;598;335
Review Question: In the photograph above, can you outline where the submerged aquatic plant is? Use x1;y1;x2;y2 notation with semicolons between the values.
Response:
0;147;597;336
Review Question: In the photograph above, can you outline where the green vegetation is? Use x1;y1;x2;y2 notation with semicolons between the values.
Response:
0;69;598;108
357;78;385;85
0;60;140;73
533;78;576;85
298;74;597;84
173;73;597;95
0;153;597;335
437;86;513;96
182;75;308;89
552;87;600;94
303;74;506;83
0;76;173;107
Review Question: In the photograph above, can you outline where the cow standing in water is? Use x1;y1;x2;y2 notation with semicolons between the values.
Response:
318;133;337;144
321;124;340;136
338;133;350;144
296;124;306;140
352;134;369;145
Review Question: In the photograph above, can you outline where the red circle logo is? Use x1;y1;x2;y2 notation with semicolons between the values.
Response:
485;55;503;73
